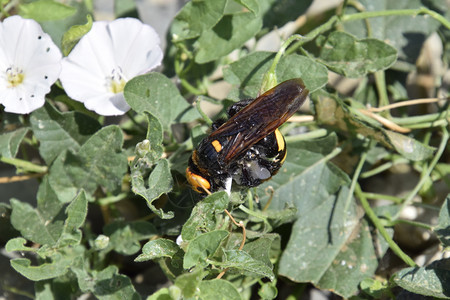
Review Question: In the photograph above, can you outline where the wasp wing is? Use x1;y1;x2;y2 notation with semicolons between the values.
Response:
209;78;309;165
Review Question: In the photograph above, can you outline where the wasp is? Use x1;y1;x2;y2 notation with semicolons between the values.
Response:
186;78;309;194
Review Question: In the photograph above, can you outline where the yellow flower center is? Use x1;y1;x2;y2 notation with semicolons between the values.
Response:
6;67;25;87
110;78;126;94
107;67;127;94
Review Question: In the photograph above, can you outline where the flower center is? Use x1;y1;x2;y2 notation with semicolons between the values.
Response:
107;67;127;94
6;67;25;88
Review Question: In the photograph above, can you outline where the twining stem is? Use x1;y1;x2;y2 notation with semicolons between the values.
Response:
194;96;213;126
361;192;403;204
350;141;416;267
286;7;450;55
389;219;433;231
393;126;449;220
217;209;247;279
340;7;450;30
355;183;417;267
0;156;47;174
392;111;449;126
261;34;306;92
284;128;328;143
374;70;390;116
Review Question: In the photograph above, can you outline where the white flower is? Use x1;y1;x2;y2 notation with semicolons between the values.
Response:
0;16;62;114
59;18;163;116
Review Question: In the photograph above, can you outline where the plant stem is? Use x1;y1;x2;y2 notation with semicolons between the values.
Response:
355;183;417;267
194;96;213;126
286;16;339;55
180;78;204;95
125;111;147;133
360;157;410;178
284;128;328;142
393;112;448;125
401;119;449;130
389;219;433;231
362;192;403;204
360;161;392;178
0;157;48;173
374;71;390;117
98;193;128;205
286;7;450;57
393;126;449;220
0;0;19;18
341;7;450;30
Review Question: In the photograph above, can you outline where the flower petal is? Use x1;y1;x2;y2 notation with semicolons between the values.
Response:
59;17;163;116
60;58;108;101
1;84;45;114
0;16;61;114
84;93;130;116
107;18;163;77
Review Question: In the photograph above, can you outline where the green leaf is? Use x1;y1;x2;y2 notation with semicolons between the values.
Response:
73;265;140;300
170;0;228;40
131;158;174;219
5;237;37;253
124;73;198;130
147;288;172;300
48;125;127;203
145;111;163;146
435;195;450;248
0;127;28;158
393;258;450;299
135;238;180;262
317;31;397;78
343;0;441;64
258;282;278;299
58;191;88;246
104;220;157;255
10;198;64;246
234;0;259;15
19;0;76;21
219;249;274;280
30;103;101;165
181;191;230;241
199;279;242;300
195;11;263;64
278;187;390;298
223;52;327;101
38;1;91;49
183;230;229;269
242;234;280;269
61;14;93;56
314;94;435;161
260;0;312;29
276;54;329;93
11;256;71;281
384;130;436;161
175;269;207;298
35;276;79;300
223;51;274;99
360;278;392;299
10;245;83;281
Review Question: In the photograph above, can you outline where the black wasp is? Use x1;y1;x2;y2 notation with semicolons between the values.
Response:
186;78;309;194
